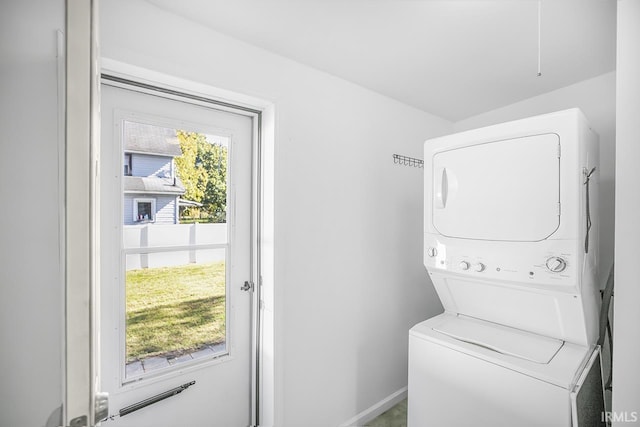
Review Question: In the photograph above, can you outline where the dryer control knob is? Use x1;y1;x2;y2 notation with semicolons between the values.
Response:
459;261;470;271
474;263;486;272
427;247;438;258
546;257;567;273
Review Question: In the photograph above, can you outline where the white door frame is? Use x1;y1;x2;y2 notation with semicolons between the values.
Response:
64;11;276;418
64;1;101;426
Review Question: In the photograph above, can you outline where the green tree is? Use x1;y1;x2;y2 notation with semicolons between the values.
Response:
175;130;227;223
175;131;208;204
200;142;228;222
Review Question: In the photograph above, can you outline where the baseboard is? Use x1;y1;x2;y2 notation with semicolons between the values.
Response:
340;386;408;427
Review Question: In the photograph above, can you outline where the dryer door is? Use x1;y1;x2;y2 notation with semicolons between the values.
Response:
432;133;560;241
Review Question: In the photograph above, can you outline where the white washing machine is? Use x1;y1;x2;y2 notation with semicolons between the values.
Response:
409;314;604;426
409;109;606;426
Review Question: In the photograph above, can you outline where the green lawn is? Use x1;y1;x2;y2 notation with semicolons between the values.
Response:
125;261;226;362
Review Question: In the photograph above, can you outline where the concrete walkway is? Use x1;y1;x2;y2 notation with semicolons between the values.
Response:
126;342;227;377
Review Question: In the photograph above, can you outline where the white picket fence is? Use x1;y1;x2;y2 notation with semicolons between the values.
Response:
124;223;227;270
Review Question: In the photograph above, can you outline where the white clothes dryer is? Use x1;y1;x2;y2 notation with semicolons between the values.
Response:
422;109;600;347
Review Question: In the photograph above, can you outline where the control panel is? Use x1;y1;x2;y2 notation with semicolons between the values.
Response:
424;233;578;286
545;256;567;273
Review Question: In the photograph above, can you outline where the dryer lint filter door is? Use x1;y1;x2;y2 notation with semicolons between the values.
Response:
432;133;560;241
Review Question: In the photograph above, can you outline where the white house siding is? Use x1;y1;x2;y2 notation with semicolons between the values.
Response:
155;195;176;223
131;153;173;178
124;193;178;225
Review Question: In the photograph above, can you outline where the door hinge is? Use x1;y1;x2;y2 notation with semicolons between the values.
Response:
95;392;109;424
241;281;254;292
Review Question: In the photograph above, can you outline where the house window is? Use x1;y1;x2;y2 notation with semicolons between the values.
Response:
134;198;156;223
124;153;132;176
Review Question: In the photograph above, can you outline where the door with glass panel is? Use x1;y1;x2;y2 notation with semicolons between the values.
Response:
100;82;254;426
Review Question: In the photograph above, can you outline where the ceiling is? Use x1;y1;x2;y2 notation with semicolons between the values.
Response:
145;0;616;122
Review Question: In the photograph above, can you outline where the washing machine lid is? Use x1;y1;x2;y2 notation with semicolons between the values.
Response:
431;133;560;241
432;315;563;364
411;314;592;389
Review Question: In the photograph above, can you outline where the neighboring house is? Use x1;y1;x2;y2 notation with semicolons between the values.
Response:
123;121;185;225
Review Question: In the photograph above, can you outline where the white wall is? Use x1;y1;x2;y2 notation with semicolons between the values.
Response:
100;1;451;425
454;72;616;287
612;1;640;424
0;1;65;426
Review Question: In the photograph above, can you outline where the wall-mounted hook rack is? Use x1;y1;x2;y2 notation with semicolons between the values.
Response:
393;153;424;168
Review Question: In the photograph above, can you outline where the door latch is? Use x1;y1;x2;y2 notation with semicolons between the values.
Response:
69;416;87;427
241;281;254;292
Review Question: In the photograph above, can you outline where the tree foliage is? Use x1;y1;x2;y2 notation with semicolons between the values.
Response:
175;131;228;223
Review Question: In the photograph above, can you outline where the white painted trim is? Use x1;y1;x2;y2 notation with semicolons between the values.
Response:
55;27;66;427
124;190;184;196
123;243;228;255
101;58;273;112
613;1;640;423
124;150;179;158
65;1;100;425
132;197;156;223
339;387;408;427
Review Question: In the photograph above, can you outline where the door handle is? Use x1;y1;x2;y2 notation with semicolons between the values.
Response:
435;168;449;209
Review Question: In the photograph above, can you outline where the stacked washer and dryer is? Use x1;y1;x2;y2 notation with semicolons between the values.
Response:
409;109;606;426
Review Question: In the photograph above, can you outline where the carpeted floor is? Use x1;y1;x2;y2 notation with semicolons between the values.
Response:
362;388;612;426
364;399;407;427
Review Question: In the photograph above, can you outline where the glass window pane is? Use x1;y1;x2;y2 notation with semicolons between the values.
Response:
122;121;229;227
120;121;231;379
123;223;228;251
124;248;227;378
137;202;152;221
174;130;229;225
